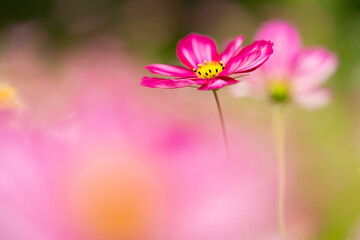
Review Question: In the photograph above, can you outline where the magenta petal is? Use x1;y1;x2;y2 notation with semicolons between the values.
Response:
291;48;338;92
219;35;244;65
294;88;332;109
222;40;273;75
141;77;198;89
176;33;219;69
255;20;301;77
145;64;196;77
198;76;239;91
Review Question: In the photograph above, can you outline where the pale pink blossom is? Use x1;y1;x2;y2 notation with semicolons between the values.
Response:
231;20;338;109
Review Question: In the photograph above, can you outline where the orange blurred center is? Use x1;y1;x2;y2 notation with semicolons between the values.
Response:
70;153;161;240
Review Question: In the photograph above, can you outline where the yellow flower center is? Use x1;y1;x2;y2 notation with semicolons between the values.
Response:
0;84;20;110
269;80;290;103
193;61;225;79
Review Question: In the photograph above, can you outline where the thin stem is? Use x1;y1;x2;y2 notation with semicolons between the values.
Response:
212;90;250;240
212;90;229;159
272;105;286;240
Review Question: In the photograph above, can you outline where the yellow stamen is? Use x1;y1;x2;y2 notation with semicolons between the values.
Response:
195;61;225;79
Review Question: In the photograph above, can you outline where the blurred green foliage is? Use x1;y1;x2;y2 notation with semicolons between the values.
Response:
0;0;359;95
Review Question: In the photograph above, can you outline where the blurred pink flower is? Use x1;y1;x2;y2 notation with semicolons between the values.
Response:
231;20;338;109
0;37;277;240
142;33;273;90
0;23;74;122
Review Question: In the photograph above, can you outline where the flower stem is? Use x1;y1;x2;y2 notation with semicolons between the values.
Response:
212;90;229;160
212;90;250;240
272;105;286;240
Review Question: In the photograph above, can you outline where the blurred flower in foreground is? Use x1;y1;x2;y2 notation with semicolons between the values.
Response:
0;83;21;110
142;33;273;91
231;20;338;109
0;39;277;240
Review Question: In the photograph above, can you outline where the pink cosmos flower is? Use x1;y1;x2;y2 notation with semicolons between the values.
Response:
141;33;273;90
231;20;338;109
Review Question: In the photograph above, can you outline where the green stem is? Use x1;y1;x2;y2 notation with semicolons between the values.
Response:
212;90;229;160
273;105;286;240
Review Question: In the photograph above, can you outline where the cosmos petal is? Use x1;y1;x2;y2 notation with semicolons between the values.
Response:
145;64;196;78
176;33;219;69
291;48;338;92
222;40;273;75
219;36;244;65
197;76;239;91
294;88;332;109
255;20;302;78
141;77;199;89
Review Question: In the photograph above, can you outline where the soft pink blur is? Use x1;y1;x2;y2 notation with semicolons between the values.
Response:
1;27;278;240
